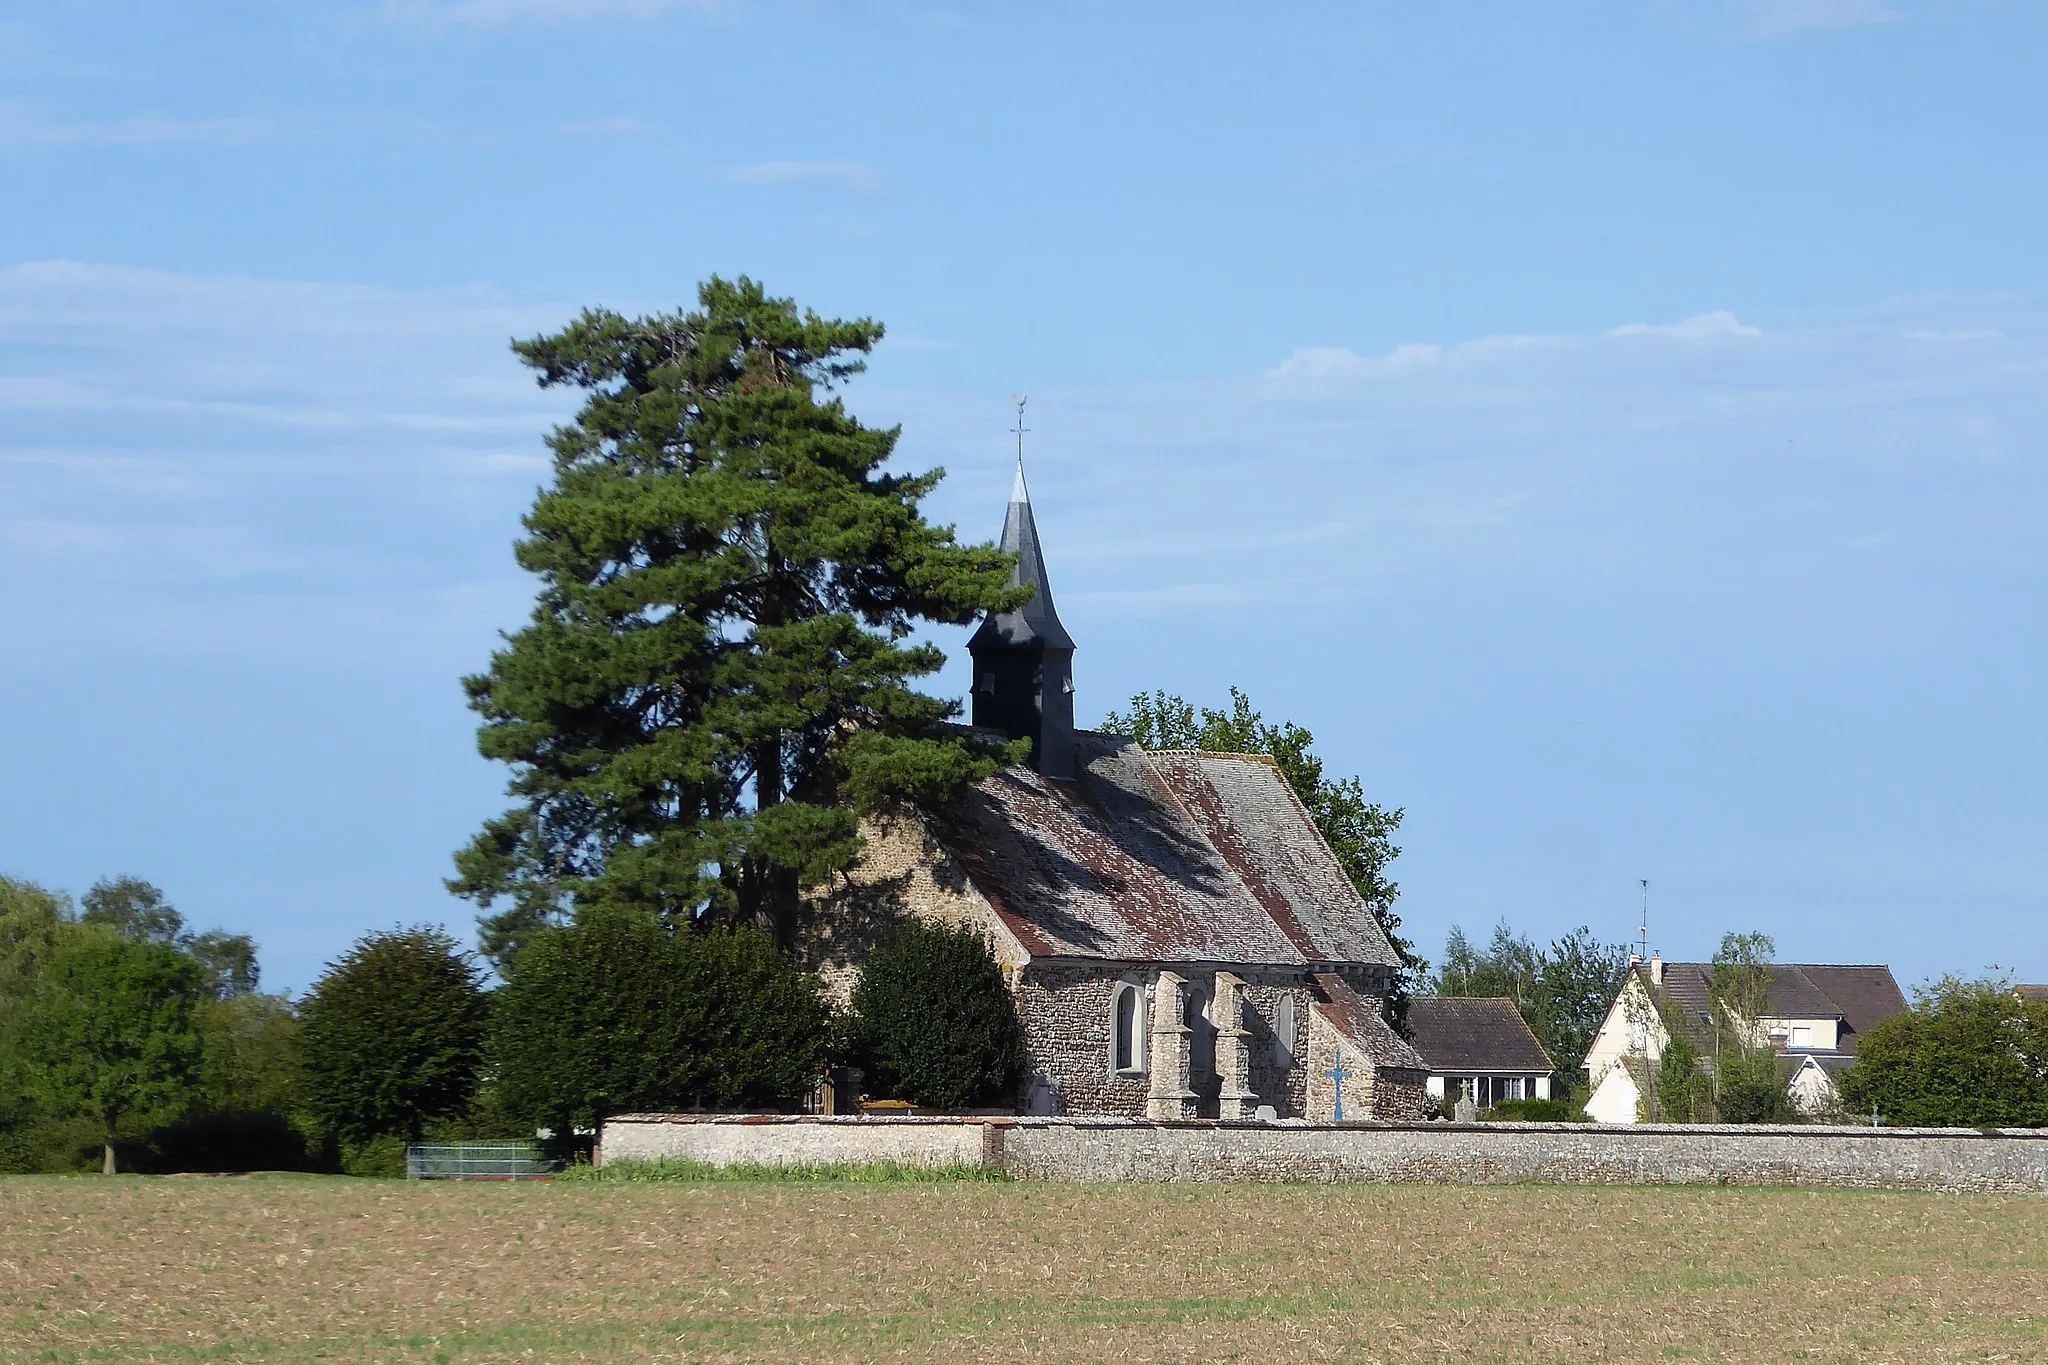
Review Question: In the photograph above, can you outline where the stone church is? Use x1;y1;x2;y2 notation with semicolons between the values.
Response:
805;461;1426;1122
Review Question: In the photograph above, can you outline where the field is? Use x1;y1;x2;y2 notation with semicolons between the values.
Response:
4;1175;2047;1363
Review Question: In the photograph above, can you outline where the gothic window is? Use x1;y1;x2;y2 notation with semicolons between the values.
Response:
1112;982;1144;1074
1273;996;1296;1065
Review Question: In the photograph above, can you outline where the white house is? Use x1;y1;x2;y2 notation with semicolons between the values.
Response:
1581;956;1906;1123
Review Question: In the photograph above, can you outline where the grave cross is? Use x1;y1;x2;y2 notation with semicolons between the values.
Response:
1328;1052;1351;1123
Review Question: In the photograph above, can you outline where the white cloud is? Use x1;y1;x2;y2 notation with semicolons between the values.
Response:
1607;310;1760;340
0;101;270;146
718;160;886;194
1744;0;1901;37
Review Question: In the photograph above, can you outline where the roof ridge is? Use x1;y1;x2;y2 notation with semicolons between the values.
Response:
1143;749;1281;766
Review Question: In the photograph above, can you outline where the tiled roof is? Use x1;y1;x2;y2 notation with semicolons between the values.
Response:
2015;985;2048;1004
1312;973;1425;1070
1405;997;1555;1075
932;733;1400;968
1634;962;1907;1055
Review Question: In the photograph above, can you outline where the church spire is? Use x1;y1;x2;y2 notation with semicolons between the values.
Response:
969;397;1077;778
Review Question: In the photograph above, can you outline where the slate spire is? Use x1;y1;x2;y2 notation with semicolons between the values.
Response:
969;404;1076;779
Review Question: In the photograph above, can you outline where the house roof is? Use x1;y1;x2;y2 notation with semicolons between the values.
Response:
2016;985;2048;1004
1633;961;1907;1055
931;732;1401;968
1404;997;1556;1075
1312;973;1426;1070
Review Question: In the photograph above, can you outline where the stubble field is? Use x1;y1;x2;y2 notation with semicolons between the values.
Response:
3;1174;2046;1363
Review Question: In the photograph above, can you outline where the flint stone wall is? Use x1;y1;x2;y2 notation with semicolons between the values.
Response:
601;1114;990;1169
599;1114;2048;1193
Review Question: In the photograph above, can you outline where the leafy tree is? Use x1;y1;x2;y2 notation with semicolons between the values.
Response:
1428;920;1630;1093
15;933;205;1174
81;876;184;945
1703;930;1797;1123
492;912;830;1146
851;919;1026;1111
186;931;261;1000
299;928;488;1146
452;278;1024;974
1654;1029;1709;1122
1840;978;2048;1128
1101;688;1416;1010
1535;926;1632;1082
77;877;258;1000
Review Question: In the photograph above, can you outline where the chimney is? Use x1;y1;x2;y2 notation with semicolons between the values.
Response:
1649;953;1664;988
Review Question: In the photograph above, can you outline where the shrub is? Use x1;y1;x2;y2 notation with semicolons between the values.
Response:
851;919;1025;1111
1482;1098;1583;1122
300;927;489;1146
492;913;830;1150
1840;979;2048;1127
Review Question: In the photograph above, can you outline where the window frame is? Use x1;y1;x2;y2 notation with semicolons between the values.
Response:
1111;980;1147;1076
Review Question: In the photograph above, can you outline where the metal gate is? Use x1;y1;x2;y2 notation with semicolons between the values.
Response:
404;1142;553;1180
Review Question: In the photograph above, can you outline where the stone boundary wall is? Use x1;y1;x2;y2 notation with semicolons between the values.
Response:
599;1114;2048;1194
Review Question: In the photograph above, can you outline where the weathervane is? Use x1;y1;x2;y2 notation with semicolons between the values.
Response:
1010;392;1029;465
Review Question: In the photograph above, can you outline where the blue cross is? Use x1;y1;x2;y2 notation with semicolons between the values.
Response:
1328;1052;1351;1123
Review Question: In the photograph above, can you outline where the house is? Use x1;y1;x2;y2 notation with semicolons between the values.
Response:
1404;997;1555;1109
800;459;1426;1122
1581;954;1907;1123
2016;985;2048;1004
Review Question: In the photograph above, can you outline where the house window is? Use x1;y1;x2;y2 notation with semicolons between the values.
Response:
1274;996;1296;1064
1790;1026;1812;1048
1112;982;1145;1073
1629;1021;1648;1053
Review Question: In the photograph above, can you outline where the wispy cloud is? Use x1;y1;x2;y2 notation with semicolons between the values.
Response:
1744;0;1901;37
718;160;886;195
1607;310;1761;340
0;100;269;146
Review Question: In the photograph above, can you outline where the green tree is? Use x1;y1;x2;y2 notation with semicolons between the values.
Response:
81;876;184;945
15;933;205;1174
299;928;489;1146
1533;926;1632;1083
851;919;1027;1111
1427;920;1630;1094
492;912;830;1146
1839;978;2048;1128
1653;1026;1709;1122
1707;931;1796;1123
1101;687;1416;1010
451;278;1024;974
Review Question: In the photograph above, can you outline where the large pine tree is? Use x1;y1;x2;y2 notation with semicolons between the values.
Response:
454;278;1023;971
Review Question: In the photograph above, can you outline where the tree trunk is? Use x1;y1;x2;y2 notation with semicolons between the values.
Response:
103;1138;117;1176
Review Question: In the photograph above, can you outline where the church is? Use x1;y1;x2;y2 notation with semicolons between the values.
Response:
803;459;1426;1123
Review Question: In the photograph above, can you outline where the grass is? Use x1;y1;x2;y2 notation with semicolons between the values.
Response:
3;1174;2045;1362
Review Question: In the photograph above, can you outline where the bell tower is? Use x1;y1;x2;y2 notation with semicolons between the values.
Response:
968;398;1076;779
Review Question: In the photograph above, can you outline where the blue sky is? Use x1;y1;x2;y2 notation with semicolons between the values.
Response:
3;1;2045;993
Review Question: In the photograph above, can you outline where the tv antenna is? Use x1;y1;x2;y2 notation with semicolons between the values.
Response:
1637;878;1651;962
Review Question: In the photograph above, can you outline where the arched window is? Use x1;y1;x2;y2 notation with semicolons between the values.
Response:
1112;982;1145;1073
1273;996;1297;1064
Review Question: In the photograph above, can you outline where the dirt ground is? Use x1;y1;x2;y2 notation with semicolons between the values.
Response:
2;1174;2045;1363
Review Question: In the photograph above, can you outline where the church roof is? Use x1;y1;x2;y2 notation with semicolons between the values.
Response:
967;461;1074;653
930;732;1401;968
1313;973;1427;1070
